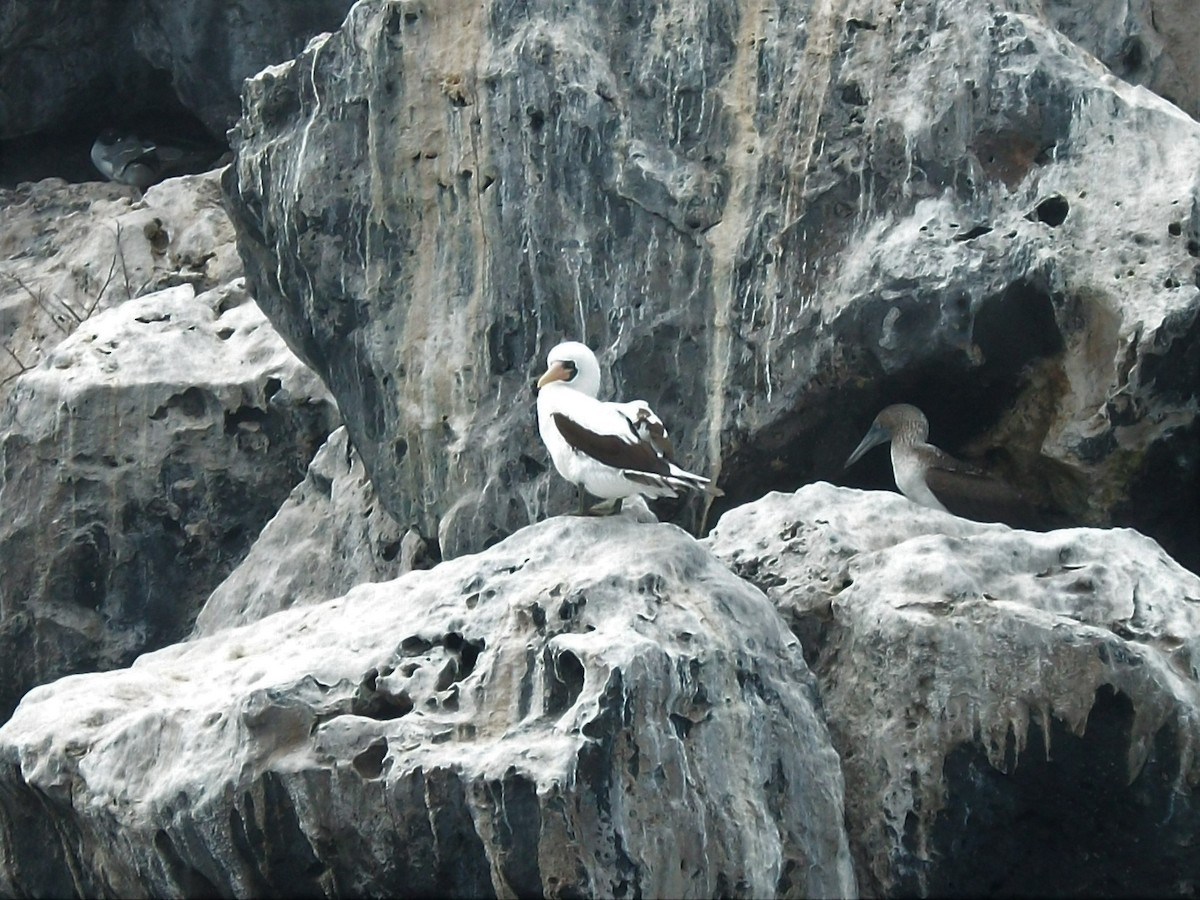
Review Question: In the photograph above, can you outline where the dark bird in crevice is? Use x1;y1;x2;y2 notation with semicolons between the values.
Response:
91;129;226;189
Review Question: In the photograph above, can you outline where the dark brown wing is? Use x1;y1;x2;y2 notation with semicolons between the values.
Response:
552;412;671;477
925;464;1045;529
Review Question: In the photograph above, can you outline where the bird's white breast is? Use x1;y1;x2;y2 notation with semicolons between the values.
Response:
892;447;948;512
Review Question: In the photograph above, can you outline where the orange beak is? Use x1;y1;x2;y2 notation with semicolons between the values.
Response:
536;361;571;389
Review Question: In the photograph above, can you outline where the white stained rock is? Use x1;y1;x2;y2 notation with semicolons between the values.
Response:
0;515;857;899
706;482;1200;895
0;277;338;719
0;171;242;394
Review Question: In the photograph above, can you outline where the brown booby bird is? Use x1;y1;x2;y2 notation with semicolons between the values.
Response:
844;403;1044;527
535;341;721;513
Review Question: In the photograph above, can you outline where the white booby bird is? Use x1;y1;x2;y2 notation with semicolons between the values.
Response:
845;403;1044;527
535;341;721;513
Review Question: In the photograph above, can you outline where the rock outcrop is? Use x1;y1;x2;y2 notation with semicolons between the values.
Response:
707;483;1200;897
0;174;241;393
193;425;416;637
226;0;1200;571
0;173;339;723
0;515;856;899
6;481;1200;897
4;0;1200;896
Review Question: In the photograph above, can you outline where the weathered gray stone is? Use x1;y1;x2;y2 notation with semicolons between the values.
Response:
706;483;1200;896
131;0;358;138
193;425;416;637
0;276;338;723
0;515;856;899
225;0;1200;571
0;0;355;141
1045;0;1200;119
0;173;243;397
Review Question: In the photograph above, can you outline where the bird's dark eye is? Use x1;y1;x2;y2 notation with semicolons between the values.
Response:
562;360;577;379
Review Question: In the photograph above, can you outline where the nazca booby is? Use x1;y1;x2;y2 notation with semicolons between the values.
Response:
535;341;720;512
845;403;1043;527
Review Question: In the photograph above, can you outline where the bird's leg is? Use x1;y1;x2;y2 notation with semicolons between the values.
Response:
576;484;590;516
586;498;622;516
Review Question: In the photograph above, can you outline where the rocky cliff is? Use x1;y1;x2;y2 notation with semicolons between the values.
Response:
226;0;1200;569
3;0;1200;897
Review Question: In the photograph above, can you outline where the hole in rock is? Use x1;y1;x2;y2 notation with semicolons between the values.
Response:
1118;35;1145;74
558;593;586;620
53;524;110;611
546;649;585;716
715;279;1066;530
400;635;434;655
1031;195;1069;227
669;712;695;739
907;686;1200;897
0;69;226;189
953;225;992;242
351;685;413;721
1169;222;1182;237
223;404;268;435
840;83;867;106
352;740;388;779
442;632;485;681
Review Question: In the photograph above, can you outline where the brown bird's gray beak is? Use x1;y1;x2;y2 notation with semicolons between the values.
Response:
844;421;889;469
536;361;571;390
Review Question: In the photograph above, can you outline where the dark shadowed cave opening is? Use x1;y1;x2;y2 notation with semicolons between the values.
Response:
897;686;1200;898
0;70;226;189
712;278;1066;528
708;276;1200;574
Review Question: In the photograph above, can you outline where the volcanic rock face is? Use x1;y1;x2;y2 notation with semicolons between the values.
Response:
225;0;1200;571
706;484;1200;897
0;515;856;899
193;425;416;637
0;173;339;723
0;174;242;392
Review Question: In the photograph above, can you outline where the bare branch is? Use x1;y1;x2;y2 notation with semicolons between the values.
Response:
3;271;79;329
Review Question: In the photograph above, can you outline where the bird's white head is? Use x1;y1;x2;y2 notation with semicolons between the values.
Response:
536;341;602;398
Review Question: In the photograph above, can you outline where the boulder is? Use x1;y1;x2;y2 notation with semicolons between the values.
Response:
0;515;856;899
707;483;1200;896
225;0;1200;572
0;275;338;723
